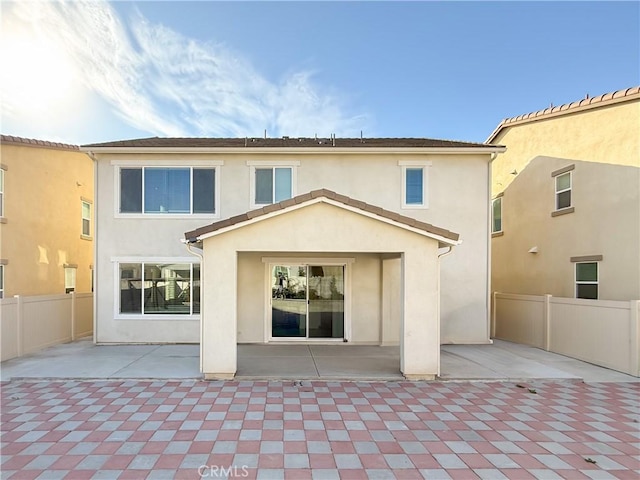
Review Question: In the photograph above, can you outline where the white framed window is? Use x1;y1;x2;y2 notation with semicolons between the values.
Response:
0;264;4;299
575;261;598;300
116;259;200;318
491;196;502;233
0;167;5;218
399;161;431;209
117;165;219;217
64;265;77;294
81;200;92;238
248;161;299;208
555;171;572;210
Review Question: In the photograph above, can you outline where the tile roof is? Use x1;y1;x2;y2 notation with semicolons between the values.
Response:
486;86;640;142
1;134;80;151
83;136;497;149
185;188;460;244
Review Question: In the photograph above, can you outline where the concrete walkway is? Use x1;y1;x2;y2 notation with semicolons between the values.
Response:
1;338;637;383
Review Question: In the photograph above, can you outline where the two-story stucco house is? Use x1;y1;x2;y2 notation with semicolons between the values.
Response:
487;87;640;302
0;135;94;298
82;137;505;379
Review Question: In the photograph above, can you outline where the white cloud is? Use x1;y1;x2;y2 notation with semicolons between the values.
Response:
1;0;369;140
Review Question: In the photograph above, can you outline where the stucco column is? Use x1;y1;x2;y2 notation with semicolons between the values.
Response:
202;245;237;379
381;256;401;346
400;249;439;380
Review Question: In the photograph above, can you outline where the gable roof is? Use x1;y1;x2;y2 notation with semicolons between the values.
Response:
184;189;461;246
1;134;80;152
486;86;640;143
82;136;504;153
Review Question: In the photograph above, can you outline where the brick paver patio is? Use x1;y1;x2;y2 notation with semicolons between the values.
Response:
1;380;638;479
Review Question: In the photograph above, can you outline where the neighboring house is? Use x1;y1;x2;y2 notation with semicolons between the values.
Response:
82;137;505;379
487;87;640;301
0;135;94;298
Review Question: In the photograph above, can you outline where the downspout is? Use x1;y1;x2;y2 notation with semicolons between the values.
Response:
86;151;98;344
487;152;498;343
436;245;454;377
184;239;204;373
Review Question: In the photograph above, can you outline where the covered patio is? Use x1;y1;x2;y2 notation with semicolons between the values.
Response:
185;189;461;380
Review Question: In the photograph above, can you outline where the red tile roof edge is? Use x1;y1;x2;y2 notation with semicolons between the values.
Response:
1;134;80;151
185;189;460;243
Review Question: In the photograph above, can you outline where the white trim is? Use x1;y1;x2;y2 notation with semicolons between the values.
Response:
400;164;430;209
111;256;198;263
110;159;224;166
398;160;433;167
246;160;301;167
262;257;355;264
114;165;221;219
196;197;460;246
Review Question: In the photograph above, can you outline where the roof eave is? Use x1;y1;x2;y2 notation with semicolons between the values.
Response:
81;146;505;155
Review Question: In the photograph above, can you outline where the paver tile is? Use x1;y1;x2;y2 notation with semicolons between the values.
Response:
1;380;638;479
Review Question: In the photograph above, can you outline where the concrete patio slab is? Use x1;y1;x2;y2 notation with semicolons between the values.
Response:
1;337;638;383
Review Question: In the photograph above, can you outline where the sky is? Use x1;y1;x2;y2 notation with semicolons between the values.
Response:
1;1;638;146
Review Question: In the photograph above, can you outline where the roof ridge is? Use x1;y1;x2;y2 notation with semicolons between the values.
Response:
1;134;80;151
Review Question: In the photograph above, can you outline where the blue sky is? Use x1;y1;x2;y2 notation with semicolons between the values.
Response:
1;1;638;145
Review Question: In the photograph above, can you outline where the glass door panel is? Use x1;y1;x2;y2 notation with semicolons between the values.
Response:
271;265;307;337
308;265;344;338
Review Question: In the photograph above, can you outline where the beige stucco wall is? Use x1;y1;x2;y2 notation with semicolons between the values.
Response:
491;97;640;196
201;201;441;378
0;143;94;296
492;157;640;300
93;150;491;344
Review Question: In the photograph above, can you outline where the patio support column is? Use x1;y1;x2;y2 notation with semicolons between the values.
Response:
201;246;237;379
400;249;439;380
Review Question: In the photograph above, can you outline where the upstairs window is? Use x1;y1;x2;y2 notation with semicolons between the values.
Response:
255;167;292;205
492;197;502;233
555;171;572;210
81;200;92;237
0;168;4;218
400;161;431;209
119;167;216;215
575;262;598;300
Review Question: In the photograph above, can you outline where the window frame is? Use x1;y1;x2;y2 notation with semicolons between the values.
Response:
64;265;77;294
555;171;572;210
551;165;575;216
0;167;4;219
575;261;598;300
248;161;299;209
491;196;503;234
399;160;431;209
113;257;201;320
81;199;92;239
0;264;4;299
112;160;222;219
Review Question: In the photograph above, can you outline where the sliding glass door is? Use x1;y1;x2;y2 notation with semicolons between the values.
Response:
271;264;344;339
